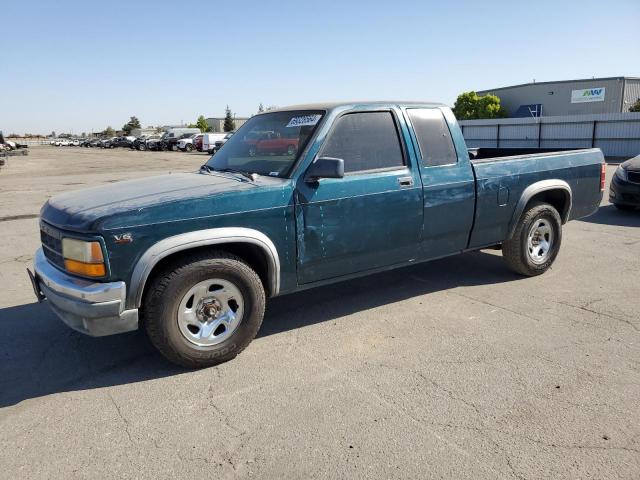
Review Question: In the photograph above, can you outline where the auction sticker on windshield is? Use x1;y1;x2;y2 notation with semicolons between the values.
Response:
286;114;322;128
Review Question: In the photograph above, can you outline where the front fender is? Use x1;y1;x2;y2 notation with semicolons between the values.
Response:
126;227;280;309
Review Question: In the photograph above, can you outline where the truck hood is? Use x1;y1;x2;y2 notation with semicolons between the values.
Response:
41;172;259;231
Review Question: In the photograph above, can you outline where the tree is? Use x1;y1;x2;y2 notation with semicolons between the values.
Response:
630;98;640;112
104;126;115;137
453;91;508;120
258;103;265;113
223;105;235;132
196;115;210;132
122;116;141;134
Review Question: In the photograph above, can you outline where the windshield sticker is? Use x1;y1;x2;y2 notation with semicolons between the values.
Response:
269;171;279;176
286;114;322;128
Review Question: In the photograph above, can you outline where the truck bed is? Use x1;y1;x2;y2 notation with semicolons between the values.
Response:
467;148;604;249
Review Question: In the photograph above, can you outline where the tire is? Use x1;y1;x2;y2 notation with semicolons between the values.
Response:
142;251;266;368
502;202;562;276
138;143;146;151
613;203;635;211
186;143;194;152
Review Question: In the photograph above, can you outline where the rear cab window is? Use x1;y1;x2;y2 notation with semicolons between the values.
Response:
320;111;405;173
407;108;458;167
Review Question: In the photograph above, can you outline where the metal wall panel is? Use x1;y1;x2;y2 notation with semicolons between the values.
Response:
623;79;640;112
459;112;640;158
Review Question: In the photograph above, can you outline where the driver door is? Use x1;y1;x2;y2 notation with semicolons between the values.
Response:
295;109;423;284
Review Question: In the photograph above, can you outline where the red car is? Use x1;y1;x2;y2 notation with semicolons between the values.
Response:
194;134;204;152
247;132;298;156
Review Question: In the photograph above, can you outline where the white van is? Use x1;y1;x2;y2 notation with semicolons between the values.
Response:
202;132;232;154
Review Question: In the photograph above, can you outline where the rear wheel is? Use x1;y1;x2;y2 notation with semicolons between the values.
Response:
502;202;562;276
143;251;266;368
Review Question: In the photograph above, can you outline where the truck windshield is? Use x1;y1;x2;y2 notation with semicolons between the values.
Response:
205;110;325;178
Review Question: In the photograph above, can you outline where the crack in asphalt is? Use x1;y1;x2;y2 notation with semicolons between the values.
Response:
108;392;134;445
0;214;39;222
417;372;527;480
553;299;639;333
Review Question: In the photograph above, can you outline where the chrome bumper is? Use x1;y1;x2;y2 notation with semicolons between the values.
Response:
29;248;138;336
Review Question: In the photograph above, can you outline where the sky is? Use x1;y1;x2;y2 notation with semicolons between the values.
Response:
2;0;638;135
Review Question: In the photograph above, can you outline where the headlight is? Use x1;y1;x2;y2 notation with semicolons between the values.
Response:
61;238;106;277
615;166;628;182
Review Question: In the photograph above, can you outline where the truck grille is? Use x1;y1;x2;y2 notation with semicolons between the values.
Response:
40;221;65;269
627;170;640;184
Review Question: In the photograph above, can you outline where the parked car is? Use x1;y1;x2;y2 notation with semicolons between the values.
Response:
177;133;202;152
28;101;605;368
89;139;102;148
202;133;227;153
609;154;640;210
203;132;233;154
133;135;162;151
111;136;136;148
146;134;169;151
100;137;118;148
165;130;201;151
53;139;70;146
246;130;298;157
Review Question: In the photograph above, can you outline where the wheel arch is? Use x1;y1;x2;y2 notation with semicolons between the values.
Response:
507;180;572;239
127;227;280;309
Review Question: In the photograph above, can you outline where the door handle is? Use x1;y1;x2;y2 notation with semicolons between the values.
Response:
398;176;414;187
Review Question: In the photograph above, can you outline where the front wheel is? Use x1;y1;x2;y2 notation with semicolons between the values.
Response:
186;143;194;152
502;202;562;276
142;251;266;368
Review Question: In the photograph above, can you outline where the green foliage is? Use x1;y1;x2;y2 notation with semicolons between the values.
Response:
223;105;235;132
122;116;141;134
630;98;640;113
196;115;211;132
104;126;115;137
258;103;265;113
453;91;508;120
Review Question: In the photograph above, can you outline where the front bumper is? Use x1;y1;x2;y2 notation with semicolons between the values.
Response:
610;173;640;207
29;248;138;336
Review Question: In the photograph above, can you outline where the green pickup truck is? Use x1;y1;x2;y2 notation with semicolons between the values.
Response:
29;102;605;368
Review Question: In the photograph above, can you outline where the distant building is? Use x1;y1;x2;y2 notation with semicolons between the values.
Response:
206;116;249;133
130;127;160;137
477;76;640;117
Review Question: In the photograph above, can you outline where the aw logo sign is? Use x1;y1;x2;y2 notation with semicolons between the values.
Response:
571;87;606;103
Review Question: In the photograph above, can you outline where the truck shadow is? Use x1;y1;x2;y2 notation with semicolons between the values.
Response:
0;250;519;408
578;204;640;227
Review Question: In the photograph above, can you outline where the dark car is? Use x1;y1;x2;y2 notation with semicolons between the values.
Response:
166;133;194;151
110;136;135;148
146;135;169;151
609;154;640;210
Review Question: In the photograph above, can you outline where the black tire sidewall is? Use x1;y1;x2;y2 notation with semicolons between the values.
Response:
518;205;562;274
144;255;265;367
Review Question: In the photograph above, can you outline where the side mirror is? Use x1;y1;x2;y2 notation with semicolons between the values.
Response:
305;157;344;182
